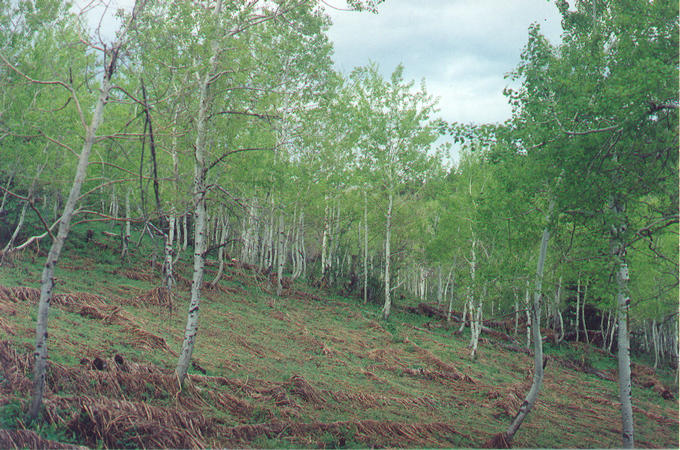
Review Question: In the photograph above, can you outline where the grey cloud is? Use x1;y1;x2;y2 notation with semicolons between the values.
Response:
325;0;563;124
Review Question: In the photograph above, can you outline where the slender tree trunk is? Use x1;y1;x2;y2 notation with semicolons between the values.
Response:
301;211;307;278
469;238;481;359
610;195;634;448
0;169;15;211
182;213;188;251
241;202;254;265
294;210;306;280
575;277;581;342
436;265;443;308
2;162;45;255
524;285;531;349
381;191;393;321
109;186;119;230
470;298;483;360
321;196;329;283
276;213;285;296
608;311;617;353
210;214;228;288
458;297;468;333
444;266;454;323
27;41;124;421
652;320;659;369
503;198;553;444
363;191;369;304
163;212;176;292
176;1;222;384
615;268;634;447
514;294;519;336
121;189;131;260
447;290;454;323
555;276;564;343
582;280;589;344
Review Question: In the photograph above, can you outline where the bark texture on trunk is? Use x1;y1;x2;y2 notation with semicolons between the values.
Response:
28;46;123;421
175;0;223;383
503;198;554;444
611;196;634;448
468;239;481;359
175;69;211;385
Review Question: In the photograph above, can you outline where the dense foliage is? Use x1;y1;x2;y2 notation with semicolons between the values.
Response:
0;0;677;445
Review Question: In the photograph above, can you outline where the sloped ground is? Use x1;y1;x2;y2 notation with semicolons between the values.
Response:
0;234;677;448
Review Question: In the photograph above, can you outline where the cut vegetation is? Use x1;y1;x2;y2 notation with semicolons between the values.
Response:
0;235;676;448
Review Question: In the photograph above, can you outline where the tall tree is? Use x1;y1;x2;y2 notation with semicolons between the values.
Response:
348;64;438;320
506;1;678;445
0;0;149;422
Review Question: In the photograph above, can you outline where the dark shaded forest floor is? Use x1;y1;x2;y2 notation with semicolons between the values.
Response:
0;228;677;448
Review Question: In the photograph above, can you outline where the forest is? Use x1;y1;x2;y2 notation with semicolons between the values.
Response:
0;0;677;448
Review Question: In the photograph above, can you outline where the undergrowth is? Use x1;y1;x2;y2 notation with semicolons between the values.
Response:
0;221;677;448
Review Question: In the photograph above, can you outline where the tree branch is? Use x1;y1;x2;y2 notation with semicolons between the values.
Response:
0;185;55;241
206;146;273;173
0;52;87;129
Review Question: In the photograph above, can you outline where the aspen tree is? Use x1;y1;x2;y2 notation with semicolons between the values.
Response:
15;0;149;422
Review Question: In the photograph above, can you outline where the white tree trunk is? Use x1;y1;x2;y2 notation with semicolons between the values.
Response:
276;213;285;296
652;320;659;369
615;256;634;447
2;162;44;255
458;297;468;333
300;211;307;278
0;169;15;211
381;191;393;320
524;286;531;349
175;80;210;384
609;194;634;448
363;191;369;304
469;299;482;360
109;186;119;229
468;238;482;359
444;266;454;323
504;198;553;443
176;1;222;383
122;189;131;259
608;312;617;353
555;276;564;343
210;214;228;288
182;213;188;251
27;30;127;419
163;213;176;292
575;277;581;342
582;280;589;344
321;197;329;282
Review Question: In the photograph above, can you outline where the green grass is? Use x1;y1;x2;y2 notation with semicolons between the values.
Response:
0;224;677;448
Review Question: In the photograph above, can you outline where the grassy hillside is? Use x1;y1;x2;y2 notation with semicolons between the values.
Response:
0;228;677;448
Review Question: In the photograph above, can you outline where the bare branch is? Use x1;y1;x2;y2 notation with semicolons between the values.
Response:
564;125;620;136
0;53;87;129
209;109;280;121
206;146;273;173
0;185;55;241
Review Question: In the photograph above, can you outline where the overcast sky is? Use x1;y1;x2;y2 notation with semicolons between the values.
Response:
323;0;564;125
84;0;564;161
